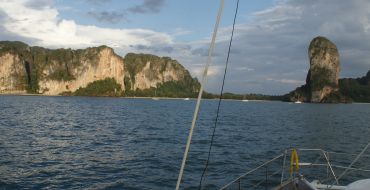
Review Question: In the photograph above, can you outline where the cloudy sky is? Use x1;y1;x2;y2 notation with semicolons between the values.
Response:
0;0;369;95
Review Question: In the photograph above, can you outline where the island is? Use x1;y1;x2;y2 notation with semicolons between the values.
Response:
1;40;369;102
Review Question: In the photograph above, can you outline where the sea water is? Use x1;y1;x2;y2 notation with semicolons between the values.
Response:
0;96;369;189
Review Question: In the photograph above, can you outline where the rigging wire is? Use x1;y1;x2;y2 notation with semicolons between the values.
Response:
198;0;240;189
330;141;370;187
175;1;224;190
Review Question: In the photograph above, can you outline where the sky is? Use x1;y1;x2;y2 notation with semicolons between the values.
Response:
0;0;370;95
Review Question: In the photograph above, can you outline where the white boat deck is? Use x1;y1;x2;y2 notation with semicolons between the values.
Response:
220;148;370;190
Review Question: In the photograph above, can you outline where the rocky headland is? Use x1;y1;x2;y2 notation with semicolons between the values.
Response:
0;41;199;97
1;40;369;102
284;36;370;103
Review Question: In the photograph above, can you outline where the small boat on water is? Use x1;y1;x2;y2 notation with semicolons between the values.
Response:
184;98;190;101
242;99;249;102
295;100;302;104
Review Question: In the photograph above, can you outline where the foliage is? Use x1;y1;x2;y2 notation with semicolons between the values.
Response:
124;53;187;81
7;41;369;102
0;41;29;56
124;76;132;91
285;70;370;103
48;69;75;81
339;70;370;102
124;79;200;98
358;70;370;85
74;78;121;97
281;85;310;102
123;53;201;98
59;91;73;96
156;79;199;98
124;53;160;83
219;92;283;101
201;92;216;99
25;62;40;93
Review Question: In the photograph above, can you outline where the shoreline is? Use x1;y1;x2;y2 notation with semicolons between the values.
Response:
0;93;193;100
0;93;279;101
3;93;370;103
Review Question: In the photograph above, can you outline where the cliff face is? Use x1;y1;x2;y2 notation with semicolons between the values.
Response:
286;36;347;103
0;52;27;93
0;41;199;97
0;41;125;95
123;53;193;90
38;47;124;95
307;36;340;102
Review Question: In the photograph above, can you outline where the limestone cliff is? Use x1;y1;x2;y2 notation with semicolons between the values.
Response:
124;53;195;89
0;41;124;95
307;36;340;102
38;47;124;95
0;41;199;97
285;36;347;103
122;53;200;97
0;52;27;93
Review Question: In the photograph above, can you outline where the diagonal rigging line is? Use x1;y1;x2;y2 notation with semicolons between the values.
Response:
198;0;240;189
175;1;224;189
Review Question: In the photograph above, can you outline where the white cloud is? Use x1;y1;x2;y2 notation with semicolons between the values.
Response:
266;78;304;85
172;28;192;36
0;0;172;49
191;65;221;78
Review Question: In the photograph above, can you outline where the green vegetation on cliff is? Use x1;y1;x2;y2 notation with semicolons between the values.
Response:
282;85;310;102
200;92;282;100
339;70;370;102
123;53;200;98
285;70;370;103
124;53;190;83
124;53;157;83
123;77;200;98
1;41;201;97
74;78;121;97
3;41;368;102
157;79;198;98
0;41;29;55
0;41;109;93
219;93;281;100
125;79;200;98
284;36;342;103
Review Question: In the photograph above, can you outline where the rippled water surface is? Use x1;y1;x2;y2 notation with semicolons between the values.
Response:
0;95;369;189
